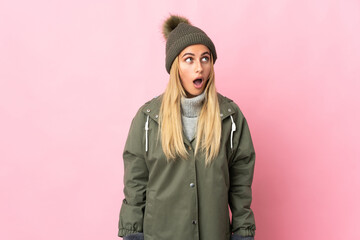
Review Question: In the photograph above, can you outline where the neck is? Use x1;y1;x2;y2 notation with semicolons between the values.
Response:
180;91;206;118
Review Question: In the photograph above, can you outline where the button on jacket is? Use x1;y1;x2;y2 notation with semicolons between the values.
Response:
118;93;256;240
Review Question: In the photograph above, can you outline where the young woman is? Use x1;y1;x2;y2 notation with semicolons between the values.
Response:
118;15;256;240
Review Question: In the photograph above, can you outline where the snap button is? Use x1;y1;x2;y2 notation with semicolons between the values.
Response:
220;113;223;117
190;183;195;188
192;220;197;225
155;115;158;118
146;109;151;113
228;108;231;112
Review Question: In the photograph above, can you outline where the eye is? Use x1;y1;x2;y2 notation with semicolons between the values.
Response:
201;56;209;62
185;57;193;63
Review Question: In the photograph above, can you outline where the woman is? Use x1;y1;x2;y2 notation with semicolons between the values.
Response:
118;15;256;240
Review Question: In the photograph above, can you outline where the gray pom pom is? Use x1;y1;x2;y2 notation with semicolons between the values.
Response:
162;14;190;40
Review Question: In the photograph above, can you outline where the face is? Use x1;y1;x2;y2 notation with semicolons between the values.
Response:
178;44;211;98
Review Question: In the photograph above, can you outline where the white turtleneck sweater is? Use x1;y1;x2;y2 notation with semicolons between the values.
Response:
180;92;205;141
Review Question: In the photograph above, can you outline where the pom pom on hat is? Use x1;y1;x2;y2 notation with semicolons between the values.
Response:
162;15;191;40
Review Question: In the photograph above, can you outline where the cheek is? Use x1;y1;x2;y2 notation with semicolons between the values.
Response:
179;67;192;83
204;65;211;78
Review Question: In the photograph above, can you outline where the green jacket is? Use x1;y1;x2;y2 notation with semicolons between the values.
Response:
118;93;256;240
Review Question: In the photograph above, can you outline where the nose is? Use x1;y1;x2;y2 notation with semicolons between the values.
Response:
195;60;203;73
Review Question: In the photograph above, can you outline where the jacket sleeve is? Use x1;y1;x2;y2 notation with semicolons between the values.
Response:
118;108;149;237
228;103;256;237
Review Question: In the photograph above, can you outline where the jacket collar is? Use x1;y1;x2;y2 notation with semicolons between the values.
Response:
141;93;236;124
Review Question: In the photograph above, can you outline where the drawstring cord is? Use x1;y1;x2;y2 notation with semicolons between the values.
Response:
145;115;149;152
145;114;235;151
230;115;236;150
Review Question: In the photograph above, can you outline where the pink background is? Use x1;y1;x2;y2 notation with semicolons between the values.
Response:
1;0;359;239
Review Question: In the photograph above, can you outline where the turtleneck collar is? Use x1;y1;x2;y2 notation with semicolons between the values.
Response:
180;91;206;118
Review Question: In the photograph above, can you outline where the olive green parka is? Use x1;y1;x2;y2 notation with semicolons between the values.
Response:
118;93;256;240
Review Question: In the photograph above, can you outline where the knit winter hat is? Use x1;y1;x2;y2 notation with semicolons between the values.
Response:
162;15;217;74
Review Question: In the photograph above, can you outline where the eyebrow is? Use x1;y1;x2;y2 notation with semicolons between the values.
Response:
182;51;210;58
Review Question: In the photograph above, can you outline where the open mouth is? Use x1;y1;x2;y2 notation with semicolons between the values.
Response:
193;78;203;88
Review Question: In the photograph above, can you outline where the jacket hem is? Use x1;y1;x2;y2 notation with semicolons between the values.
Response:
123;232;144;240
231;234;254;240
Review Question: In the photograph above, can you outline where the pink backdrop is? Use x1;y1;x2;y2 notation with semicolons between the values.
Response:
1;0;359;239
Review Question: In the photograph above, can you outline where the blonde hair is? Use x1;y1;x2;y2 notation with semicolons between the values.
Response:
159;55;221;165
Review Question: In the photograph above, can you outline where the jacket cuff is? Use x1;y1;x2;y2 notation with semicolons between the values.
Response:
231;234;254;240
123;233;144;240
235;225;256;237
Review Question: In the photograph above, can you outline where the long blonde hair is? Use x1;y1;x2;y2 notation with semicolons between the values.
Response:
159;54;221;165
